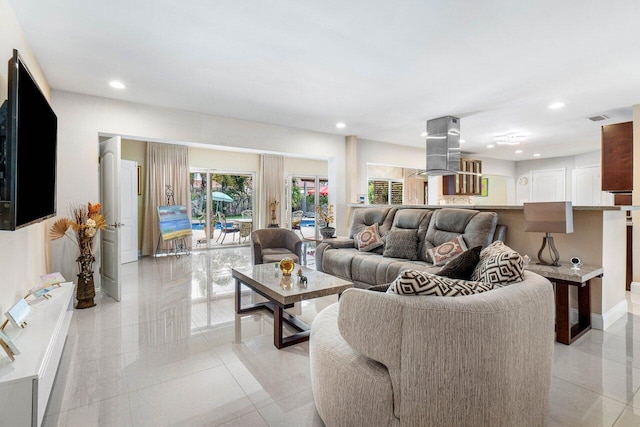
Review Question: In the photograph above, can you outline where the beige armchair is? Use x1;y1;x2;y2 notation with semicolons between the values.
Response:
250;228;303;265
310;271;555;426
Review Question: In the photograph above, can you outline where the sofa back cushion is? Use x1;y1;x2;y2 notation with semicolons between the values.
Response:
349;207;397;239
421;209;498;262
391;208;433;253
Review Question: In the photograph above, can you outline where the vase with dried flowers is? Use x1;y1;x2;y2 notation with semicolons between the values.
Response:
315;204;335;238
50;203;106;309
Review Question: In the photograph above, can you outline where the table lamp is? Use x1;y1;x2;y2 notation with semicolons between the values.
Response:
523;201;573;266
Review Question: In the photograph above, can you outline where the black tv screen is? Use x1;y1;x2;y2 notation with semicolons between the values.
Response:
0;49;57;230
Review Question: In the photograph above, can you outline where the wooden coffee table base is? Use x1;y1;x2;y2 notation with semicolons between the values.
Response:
235;278;311;349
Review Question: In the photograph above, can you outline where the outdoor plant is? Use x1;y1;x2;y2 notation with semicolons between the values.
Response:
315;204;334;228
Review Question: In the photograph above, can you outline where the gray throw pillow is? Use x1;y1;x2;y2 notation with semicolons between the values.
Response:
437;246;482;280
382;229;418;260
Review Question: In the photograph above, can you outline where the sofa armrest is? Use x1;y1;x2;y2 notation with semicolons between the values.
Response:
282;232;303;260
322;237;355;249
337;289;404;417
250;231;263;264
315;238;356;273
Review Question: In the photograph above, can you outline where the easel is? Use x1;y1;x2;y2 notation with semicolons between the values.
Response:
154;185;191;258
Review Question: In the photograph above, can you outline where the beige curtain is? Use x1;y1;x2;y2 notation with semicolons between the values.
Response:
258;155;285;229
141;142;190;256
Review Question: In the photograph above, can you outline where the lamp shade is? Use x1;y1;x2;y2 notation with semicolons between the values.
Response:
523;201;573;234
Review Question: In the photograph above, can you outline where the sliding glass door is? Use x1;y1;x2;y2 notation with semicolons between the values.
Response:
190;169;254;249
287;175;328;266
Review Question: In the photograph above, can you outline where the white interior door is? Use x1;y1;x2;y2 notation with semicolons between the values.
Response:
121;160;138;263
99;136;122;301
531;169;566;202
572;166;601;206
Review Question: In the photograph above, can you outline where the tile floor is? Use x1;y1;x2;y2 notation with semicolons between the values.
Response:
43;249;640;426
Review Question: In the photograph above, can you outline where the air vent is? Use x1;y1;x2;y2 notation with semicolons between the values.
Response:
588;115;609;122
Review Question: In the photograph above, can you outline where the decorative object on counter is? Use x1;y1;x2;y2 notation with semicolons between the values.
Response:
269;199;279;227
4;298;31;328
357;194;366;204
0;330;19;361
316;204;335;238
279;257;295;276
297;267;308;287
522;254;531;268
570;256;582;270
50;202;106;308
523;201;573;267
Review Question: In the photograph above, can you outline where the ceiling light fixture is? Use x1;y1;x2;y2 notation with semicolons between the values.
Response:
533;153;541;157
487;144;495;148
336;122;346;129
548;102;565;110
109;80;126;89
493;132;527;145
515;150;523;154
459;139;466;143
420;132;428;137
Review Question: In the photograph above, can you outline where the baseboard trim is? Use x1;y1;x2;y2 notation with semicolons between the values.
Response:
590;299;628;330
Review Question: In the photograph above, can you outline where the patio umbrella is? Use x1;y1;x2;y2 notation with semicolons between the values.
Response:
212;191;233;202
212;191;233;214
307;185;329;196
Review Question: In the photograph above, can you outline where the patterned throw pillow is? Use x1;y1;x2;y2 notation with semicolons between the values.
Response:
437;245;482;280
471;241;524;285
355;223;384;252
387;270;497;296
382;230;419;260
426;235;468;266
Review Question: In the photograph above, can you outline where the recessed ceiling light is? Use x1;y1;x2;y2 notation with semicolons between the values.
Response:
336;122;346;129
109;80;126;89
548;101;565;110
487;144;495;148
533;153;541;157
515;150;523;154
420;132;428;137
459;139;466;143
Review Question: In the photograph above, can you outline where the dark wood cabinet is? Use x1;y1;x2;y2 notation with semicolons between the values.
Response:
443;158;482;195
601;121;633;192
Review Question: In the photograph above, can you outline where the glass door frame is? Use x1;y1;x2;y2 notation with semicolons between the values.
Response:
190;168;256;250
286;174;328;241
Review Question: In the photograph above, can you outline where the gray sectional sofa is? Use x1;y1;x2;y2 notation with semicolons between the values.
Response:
315;207;506;288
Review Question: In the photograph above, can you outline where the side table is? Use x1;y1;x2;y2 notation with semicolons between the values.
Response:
525;263;603;345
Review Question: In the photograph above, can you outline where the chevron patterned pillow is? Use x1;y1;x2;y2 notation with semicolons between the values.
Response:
387;270;498;296
471;241;524;285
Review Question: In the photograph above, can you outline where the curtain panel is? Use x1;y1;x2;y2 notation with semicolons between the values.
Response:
141;142;190;256
258;155;285;229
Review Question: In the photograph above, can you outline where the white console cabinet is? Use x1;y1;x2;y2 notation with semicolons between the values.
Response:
0;282;74;427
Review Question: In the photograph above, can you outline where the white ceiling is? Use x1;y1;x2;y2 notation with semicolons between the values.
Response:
9;0;640;161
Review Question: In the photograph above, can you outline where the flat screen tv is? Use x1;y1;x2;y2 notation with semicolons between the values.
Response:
0;49;57;230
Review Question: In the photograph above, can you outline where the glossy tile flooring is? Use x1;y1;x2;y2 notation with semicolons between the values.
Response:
43;248;640;426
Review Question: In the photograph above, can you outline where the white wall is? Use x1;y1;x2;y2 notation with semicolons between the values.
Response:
0;0;51;315
515;150;601;204
50;90;346;275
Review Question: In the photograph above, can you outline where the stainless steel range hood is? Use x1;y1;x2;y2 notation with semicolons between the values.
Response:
423;116;460;176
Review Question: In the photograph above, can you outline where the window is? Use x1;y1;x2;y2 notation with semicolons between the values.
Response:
368;179;403;205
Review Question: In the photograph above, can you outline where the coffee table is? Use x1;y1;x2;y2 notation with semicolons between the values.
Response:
232;263;353;348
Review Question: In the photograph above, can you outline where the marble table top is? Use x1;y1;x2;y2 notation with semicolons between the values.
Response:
525;263;604;283
232;263;353;306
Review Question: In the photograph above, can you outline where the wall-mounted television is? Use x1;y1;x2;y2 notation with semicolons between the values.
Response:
0;49;57;230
